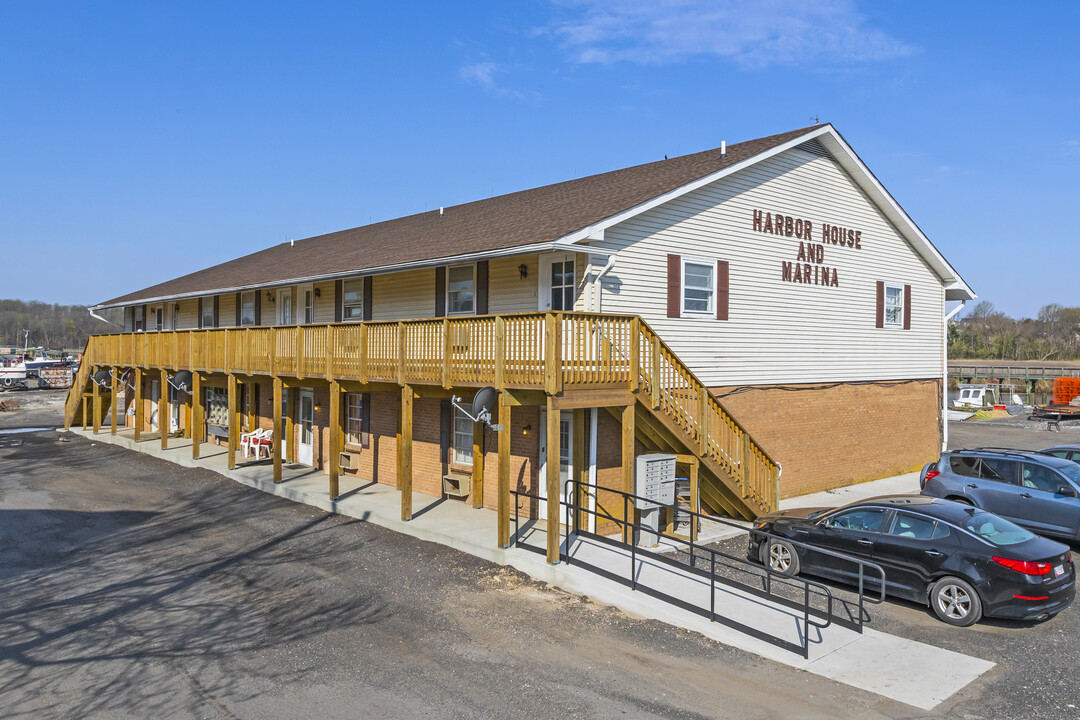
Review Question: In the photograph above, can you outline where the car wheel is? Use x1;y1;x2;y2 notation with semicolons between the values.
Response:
761;539;800;576
930;576;982;626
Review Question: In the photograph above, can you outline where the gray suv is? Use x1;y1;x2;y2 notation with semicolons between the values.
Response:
921;448;1080;541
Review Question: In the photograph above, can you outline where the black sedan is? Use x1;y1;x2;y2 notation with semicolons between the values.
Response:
749;495;1075;626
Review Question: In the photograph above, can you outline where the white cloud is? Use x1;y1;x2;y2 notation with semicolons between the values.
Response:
459;61;500;89
547;0;916;68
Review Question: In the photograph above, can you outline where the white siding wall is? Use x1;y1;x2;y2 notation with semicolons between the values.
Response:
218;294;236;328
176;299;199;330
313;281;336;324
489;255;539;314
371;269;436;321
590;147;946;385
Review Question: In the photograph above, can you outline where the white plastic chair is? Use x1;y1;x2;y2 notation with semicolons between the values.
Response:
240;428;266;458
253;429;273;460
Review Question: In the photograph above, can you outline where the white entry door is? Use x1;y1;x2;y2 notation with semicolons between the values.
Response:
298;389;315;466
538;410;573;521
277;288;294;325
538;253;576;311
150;380;160;432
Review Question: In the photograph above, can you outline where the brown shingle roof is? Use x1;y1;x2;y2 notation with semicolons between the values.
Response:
99;125;821;307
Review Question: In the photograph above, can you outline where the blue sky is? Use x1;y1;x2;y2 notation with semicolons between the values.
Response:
1;1;1077;318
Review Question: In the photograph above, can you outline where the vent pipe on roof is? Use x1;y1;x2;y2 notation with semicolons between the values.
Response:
439;207;444;217
290;238;294;247
721;140;726;157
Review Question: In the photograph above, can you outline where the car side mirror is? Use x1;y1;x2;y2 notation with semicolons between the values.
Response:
1058;485;1077;498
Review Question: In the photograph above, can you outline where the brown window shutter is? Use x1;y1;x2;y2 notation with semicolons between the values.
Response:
213;296;219;327
254;293;262;326
362;277;373;321
667;254;681;318
903;285;912;330
476;260;489;315
875;281;884;328
334;279;343;323
435;267;447;317
235;293;242;326
716;260;729;321
440;398;451;471
361;392;371;447
197;298;204;329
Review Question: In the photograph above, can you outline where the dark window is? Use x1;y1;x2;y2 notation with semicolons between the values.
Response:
828;508;888;532
978;458;1017;484
949;455;980;478
931;523;951;540
1021;463;1066;493
887;512;937;540
1045;449;1070;459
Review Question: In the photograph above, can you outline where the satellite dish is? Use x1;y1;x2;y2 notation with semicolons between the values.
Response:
91;369;112;388
169;370;193;393
471;386;497;421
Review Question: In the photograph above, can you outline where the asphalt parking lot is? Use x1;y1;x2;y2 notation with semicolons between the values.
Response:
2;396;1079;719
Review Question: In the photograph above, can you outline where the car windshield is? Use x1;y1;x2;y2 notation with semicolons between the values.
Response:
963;512;1035;546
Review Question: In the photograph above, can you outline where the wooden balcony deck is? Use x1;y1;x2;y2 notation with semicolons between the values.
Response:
67;311;780;560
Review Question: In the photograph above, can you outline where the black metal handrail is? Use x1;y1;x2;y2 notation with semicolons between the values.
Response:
509;479;887;658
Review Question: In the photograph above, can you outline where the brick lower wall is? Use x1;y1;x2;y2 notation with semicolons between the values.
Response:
711;379;943;499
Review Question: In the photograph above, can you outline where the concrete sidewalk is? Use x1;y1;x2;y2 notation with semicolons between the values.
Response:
70;427;992;710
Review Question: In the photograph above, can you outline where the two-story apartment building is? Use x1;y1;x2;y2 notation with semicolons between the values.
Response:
68;123;974;560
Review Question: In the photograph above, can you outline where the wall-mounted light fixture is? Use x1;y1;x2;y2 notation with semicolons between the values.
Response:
173;303;180;313
266;291;275;303
522;423;531;436
314;287;321;298
518;263;528;280
314;403;322;412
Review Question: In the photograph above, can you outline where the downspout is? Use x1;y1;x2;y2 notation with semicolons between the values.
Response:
589;253;617;312
88;307;122;327
942;300;967;451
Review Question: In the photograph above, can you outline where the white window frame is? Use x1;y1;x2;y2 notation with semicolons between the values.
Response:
539;253;576;312
342;278;364;322
345;392;363;446
150;305;165;331
452;406;473;465
276;288;293;325
883;283;904;328
681;257;715;317
201;298;215;328
133;305;145;332
239;292;257;326
299;283;314;324
446;263;476;316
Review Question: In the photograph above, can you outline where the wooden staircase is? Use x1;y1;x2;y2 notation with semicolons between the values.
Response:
64;340;94;431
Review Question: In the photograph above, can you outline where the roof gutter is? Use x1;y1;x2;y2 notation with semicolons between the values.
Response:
88;307;122;327
90;241;568;311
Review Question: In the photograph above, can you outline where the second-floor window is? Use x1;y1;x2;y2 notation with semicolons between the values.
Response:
550;258;575;311
201;298;215;328
884;284;903;327
342;278;364;321
452;406;473;465
133;306;145;332
447;265;475;315
240;292;256;326
682;258;715;316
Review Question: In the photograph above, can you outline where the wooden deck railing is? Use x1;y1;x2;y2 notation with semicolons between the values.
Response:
73;311;779;511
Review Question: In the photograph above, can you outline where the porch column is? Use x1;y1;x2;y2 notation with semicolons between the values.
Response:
160;368;168;450
110;369;118;435
91;367;101;434
285;386;296;463
192;372;202;460
622;401;635;544
272;376;283;483
399;383;413;521
134;368;143;441
497;390;511;548
227;373;238;469
546;394;560;564
329;380;341;498
471;419;484;509
572;408;587;533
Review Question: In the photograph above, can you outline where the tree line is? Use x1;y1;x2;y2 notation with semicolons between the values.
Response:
949;302;1080;361
0;299;118;353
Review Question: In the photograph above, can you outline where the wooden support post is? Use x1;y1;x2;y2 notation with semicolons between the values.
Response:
110;369;118;435
546;394;560;564
160;368;168;450
399;383;413;520
690;459;700;542
285;387;296;463
621;401;635;545
629;317;640;390
192;372;202;459
497;390;511;547
227;374;238;469
92;368;101;434
134;368;143;441
544;313;562;396
273;376;283;483
698;390;708;455
183;391;191;439
397;322;406;386
82;393;90;431
329;380;341;499
770;462;780;513
359;324;369;383
494;316;506;390
572;408;586;533
471;420;484;509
